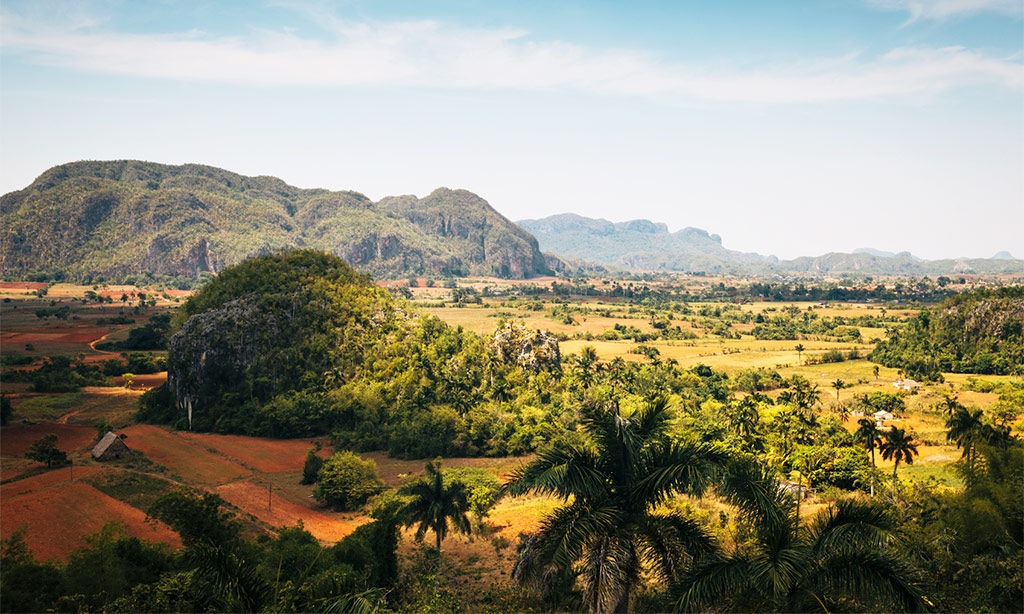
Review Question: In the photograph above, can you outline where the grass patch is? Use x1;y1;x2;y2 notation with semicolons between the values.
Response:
84;466;177;510
13;393;87;421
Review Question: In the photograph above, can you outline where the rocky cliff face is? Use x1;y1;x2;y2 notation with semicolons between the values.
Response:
0;160;552;282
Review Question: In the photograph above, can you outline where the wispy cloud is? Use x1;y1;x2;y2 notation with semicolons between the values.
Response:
1;12;1021;104
864;0;1024;21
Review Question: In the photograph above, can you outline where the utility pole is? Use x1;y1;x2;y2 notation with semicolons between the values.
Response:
268;482;272;512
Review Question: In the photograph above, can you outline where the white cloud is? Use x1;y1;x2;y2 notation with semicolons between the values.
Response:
1;13;1021;103
865;0;1023;20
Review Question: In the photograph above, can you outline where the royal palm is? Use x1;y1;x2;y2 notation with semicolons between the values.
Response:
504;396;730;613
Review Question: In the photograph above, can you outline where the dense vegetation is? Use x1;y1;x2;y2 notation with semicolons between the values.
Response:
870;287;1024;377
142;250;569;457
0;491;400;613
0;160;551;285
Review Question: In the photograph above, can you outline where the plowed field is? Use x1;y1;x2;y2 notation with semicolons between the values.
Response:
0;465;101;499
1;480;182;561
120;425;250;485
217;480;361;542
181;433;331;473
1;422;96;457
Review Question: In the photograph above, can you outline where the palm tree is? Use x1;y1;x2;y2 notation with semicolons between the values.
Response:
675;464;927;613
794;343;805;366
831;378;848;402
503;396;735;613
879;427;919;499
574;345;599;390
854;418;883;497
398;460;471;553
945;407;984;472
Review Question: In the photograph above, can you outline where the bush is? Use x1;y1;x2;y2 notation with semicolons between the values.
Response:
313;452;384;511
301;446;325;485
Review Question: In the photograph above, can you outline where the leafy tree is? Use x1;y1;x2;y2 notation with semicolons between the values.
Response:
24;434;67;468
301;444;325;485
504;397;737;613
854;418;883;497
880;427;919;498
676;471;928;613
146;490;241;548
313;451;383;511
398;460;471;553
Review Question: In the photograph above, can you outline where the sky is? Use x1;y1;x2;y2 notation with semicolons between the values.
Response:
1;0;1021;260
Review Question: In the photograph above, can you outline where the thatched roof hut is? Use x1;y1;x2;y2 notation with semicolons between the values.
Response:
91;432;130;461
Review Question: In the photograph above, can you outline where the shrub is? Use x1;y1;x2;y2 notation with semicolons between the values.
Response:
313;452;384;511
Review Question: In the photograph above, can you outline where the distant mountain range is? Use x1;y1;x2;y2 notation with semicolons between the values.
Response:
2;161;1019;283
519;214;1023;276
0;161;551;282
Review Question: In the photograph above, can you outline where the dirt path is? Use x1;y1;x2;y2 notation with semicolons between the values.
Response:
88;326;133;354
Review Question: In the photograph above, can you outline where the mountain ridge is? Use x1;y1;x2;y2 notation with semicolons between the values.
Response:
0;160;552;283
519;213;1023;276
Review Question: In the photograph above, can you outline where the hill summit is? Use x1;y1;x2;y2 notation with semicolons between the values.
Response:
0;160;551;283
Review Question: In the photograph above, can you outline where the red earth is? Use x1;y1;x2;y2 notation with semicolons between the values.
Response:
1;480;182;561
179;432;331;474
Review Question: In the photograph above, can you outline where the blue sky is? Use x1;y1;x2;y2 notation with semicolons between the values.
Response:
1;0;1021;259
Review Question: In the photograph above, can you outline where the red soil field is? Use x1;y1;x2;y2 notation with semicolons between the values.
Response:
180;432;331;473
1;465;101;499
1;480;182;561
120;425;250;486
217;480;361;542
0;282;47;291
1;422;97;457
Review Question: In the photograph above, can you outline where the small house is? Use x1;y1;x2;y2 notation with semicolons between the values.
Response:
873;410;895;425
92;432;131;461
892;378;921;391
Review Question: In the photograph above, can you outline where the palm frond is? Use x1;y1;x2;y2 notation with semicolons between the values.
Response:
808;499;895;555
532;500;624;571
636;512;717;584
805;548;929;613
674;554;753;613
578;536;636;614
502;445;608;500
715;457;792;533
633;440;727;507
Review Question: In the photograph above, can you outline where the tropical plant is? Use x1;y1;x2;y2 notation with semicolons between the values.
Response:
398;460;472;553
313;452;384;511
675;465;928;613
503;396;737;613
880;427;919;499
854;418;883;497
945;407;984;472
831;378;849;401
794;343;805;366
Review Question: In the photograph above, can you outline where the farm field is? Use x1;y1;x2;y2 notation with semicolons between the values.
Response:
0;476;182;562
1;276;1020;609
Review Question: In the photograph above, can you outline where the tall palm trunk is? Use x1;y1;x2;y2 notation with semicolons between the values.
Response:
869;446;875;497
892;460;900;502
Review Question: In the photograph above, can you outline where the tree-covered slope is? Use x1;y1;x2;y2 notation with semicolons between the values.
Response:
0;160;551;282
143;250;565;457
870;286;1024;377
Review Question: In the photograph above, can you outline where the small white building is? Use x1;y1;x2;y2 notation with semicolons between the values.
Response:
893;378;921;391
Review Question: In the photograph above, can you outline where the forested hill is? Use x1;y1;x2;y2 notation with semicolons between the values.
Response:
519;213;1024;275
0;160;552;283
870;286;1024;377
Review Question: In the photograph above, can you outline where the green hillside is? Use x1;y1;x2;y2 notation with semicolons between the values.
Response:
870;286;1024;377
0;160;551;283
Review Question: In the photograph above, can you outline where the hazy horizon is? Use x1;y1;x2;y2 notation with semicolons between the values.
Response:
1;0;1021;260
